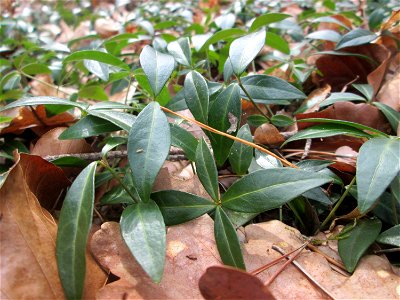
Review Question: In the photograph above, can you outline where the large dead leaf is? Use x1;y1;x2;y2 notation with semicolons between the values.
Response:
0;153;107;299
91;215;220;299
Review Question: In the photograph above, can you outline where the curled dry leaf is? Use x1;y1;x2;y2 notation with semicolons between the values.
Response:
254;123;285;147
94;18;121;38
199;266;276;300
300;85;332;113
0;153;106;299
376;54;400;111
91;215;220;299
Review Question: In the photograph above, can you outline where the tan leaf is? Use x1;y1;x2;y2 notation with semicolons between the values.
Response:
0;153;107;299
254;123;285;147
94;18;121;38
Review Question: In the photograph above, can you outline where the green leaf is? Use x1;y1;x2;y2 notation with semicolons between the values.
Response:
199;28;246;52
240;75;306;104
167;37;192;67
50;156;89;168
56;162;97;300
249;13;290;32
265;32;290;54
83;59;109;81
229;29;266;75
247;114;269;127
63;50;130;70
320;92;366;107
0;71;20;91
357;138;400;213
196;138;219;202
306;30;342;42
166;89;187;111
312;16;350;30
0;89;24;101
208;83;241;166
222;169;332;213
140;45;175;97
271;115;295;127
120;201;166;282
338;219;382;273
100;172;138;205
287;197;320;235
151;190;216;225
128;102;171;201
214;207;246;269
20;63;51;75
101;136;127;157
88;110;136;132
184;70;209;124
88;101;132;110
373;102;400;132
335;29;377;50
229;124;253;175
376;225;400;247
78;85;109;101
59;115;120;139
0;96;88;112
223;58;234;82
170;123;198;161
352;84;374;101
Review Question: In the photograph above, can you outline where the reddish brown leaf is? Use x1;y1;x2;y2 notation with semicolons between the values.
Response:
199;266;276;300
254;123;285;147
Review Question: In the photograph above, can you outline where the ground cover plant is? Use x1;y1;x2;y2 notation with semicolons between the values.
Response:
0;0;399;299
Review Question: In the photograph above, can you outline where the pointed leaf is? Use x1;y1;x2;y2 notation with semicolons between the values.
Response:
306;30;342;42
140;45;175;97
240;75;306;103
128;102;171;202
224;58;234;82
222;169;332;213
88;110;136;132
338;219;382;273
265;32;290;54
357;138;400;213
320;92;366;107
373;102;400;132
84;59;109;81
120;201;166;282
0;96;88;112
376;225;400;247
59;115;120;139
214;207;246;269
335;29;377;50
56;162;97;300
151;190;216;225
229;29;266;75
167;37;192;67
20;63;51;75
78;85;109;101
184;70;209;124
352;84;374;101
196;138;219;201
63;50;130;70
249;13;290;32
199;28;246;52
208;83;241;166
229;124;253;175
170;123;198;161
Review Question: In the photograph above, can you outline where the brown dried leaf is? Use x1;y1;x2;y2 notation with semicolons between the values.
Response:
91;215;220;299
254;123;285;147
301;85;331;113
0;153;106;299
94;18;121;38
199;266;276;300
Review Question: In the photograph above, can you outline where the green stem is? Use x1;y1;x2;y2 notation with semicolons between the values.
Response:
124;74;133;105
206;51;212;80
237;76;270;121
99;160;138;203
320;176;357;229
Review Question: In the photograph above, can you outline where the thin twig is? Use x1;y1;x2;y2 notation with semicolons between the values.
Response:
306;243;349;275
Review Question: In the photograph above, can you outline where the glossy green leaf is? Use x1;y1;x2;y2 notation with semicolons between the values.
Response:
56;162;97;300
184;70;209;124
140;45;175;97
59;115;120;140
196;138;219;202
101;136;127;157
88;101;132;110
271;115;294;127
78;85;108;101
249;13;290;32
265;32;290;54
20;63;51;75
0;89;24;101
229;29;266;75
335;29;377;50
373;102;400;132
357;138;400;213
320;92;366;107
50;156;89;168
312;16;349;29
128;102;171;202
352;84;374;101
88;110;136;132
283;124;373;146
166;89;187;111
84;59;109;81
208;83;241;166
240;75;306;103
151;190;216;225
222;169;332;213
296;159;334;172
376;225;400;247
214;207;246;270
0;96;88;112
0;71;20;91
287;197;320;235
167;37;192;67
63;50;130;70
247;114;269;127
338;219;382;273
199;28;246;52
372;190;400;226
229;124;253;175
223;58;234;82
100;172;138;205
170;123;198;161
306;30;342;42
120;201;166;282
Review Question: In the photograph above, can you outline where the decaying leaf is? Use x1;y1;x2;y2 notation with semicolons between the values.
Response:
254;123;285;147
0;153;107;299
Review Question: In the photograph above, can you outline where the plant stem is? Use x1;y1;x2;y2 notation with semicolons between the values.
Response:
320;176;357;229
236;76;270;121
99;160;138;203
